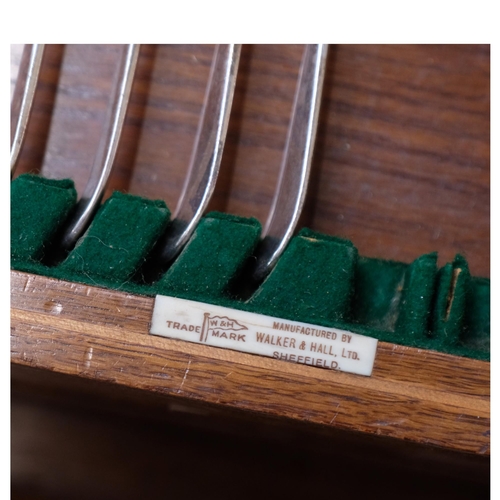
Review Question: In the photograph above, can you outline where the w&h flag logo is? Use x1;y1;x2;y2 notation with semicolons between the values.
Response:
200;313;248;342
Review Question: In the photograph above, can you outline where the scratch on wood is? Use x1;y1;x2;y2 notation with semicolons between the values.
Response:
84;346;93;369
22;276;33;293
330;403;341;424
372;419;406;427
177;359;192;394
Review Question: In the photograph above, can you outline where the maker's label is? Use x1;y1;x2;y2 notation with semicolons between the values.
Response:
150;295;378;376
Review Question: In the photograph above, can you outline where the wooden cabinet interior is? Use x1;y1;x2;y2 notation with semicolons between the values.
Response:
11;44;490;499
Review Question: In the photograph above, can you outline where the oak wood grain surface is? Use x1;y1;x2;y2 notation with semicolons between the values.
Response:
11;270;490;456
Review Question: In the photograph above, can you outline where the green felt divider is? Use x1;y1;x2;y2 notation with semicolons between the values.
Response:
462;276;490;353
10;175;490;361
352;256;407;332
11;174;77;263
247;228;358;325
395;252;437;341
431;254;471;347
156;212;262;302
59;192;170;286
431;262;453;335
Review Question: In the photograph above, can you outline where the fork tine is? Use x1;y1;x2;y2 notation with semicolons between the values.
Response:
56;44;140;255
154;44;241;267
10;44;45;176
251;44;328;283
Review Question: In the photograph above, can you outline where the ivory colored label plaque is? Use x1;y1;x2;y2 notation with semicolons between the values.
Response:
150;295;378;376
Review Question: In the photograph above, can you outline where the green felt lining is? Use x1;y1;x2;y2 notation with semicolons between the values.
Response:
10;174;490;361
59;192;170;286
462;276;490;352
11;174;77;263
431;254;471;347
395;252;438;341
352;256;407;332
247;228;358;325
156;212;262;301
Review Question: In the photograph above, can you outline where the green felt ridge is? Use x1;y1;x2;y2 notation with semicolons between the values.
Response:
247;228;358;325
462;276;490;352
395;252;438;341
352;256;407;332
156;212;262;301
59;191;170;286
11;174;77;263
10;174;490;361
431;254;471;347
